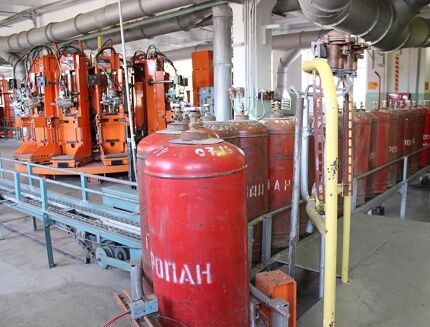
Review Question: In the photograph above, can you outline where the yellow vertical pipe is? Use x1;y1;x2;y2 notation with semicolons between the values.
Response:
341;97;353;284
97;35;103;50
303;59;338;327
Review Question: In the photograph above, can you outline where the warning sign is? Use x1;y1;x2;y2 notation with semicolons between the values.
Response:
368;81;378;90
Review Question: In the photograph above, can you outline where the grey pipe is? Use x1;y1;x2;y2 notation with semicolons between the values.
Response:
0;0;208;54
272;29;330;51
288;87;303;278
249;283;289;327
297;0;430;51
81;8;212;50
212;5;233;121
274;49;301;101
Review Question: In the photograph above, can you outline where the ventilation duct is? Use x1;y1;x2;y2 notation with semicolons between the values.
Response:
297;0;430;51
0;0;208;54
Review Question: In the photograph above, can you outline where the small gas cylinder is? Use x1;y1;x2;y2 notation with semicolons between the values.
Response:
230;114;269;263
145;129;249;327
261;117;295;250
203;121;240;146
352;112;372;206
420;102;430;167
408;106;424;174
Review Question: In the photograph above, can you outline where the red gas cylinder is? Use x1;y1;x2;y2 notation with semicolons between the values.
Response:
420;103;430;167
145;130;249;327
137;123;217;286
393;109;408;181
230;114;269;263
386;110;399;187
203;121;240;146
137;122;189;286
261;117;295;250
365;111;390;196
352;111;372;206
409;107;425;174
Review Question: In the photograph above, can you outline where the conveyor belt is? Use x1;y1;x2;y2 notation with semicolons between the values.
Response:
0;181;140;240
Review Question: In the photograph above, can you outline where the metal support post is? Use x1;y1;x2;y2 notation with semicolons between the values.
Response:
351;178;358;210
0;154;3;179
80;174;89;202
13;172;21;202
117;0;137;182
261;215;272;266
400;156;408;219
32;216;37;231
40;179;55;268
288;92;303;278
27;164;34;189
248;225;254;271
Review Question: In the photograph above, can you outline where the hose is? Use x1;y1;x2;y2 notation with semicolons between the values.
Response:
102;311;130;327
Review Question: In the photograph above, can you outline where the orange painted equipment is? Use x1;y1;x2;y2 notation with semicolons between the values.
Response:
51;52;93;168
192;51;214;106
255;270;297;327
92;51;129;167
144;58;172;134
14;55;62;163
0;78;14;138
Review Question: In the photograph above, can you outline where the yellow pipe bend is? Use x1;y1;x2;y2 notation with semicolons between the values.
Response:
303;59;339;327
306;197;327;238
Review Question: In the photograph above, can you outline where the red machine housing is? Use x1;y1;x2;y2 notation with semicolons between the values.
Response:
0;78;14;138
145;133;249;327
14;55;62;163
230;115;269;262
132;55;172;136
92;51;128;167
261;117;295;250
192;50;214;106
352;112;372;206
52;52;93;168
408;107;424;174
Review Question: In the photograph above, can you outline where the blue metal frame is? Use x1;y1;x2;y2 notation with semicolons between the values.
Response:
0;156;141;271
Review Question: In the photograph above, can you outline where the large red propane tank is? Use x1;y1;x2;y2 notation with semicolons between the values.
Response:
352;111;372;206
420;102;430;167
393;109;408;181
230;114;269;263
261;116;295;250
137;123;217;286
203;120;240;146
385;109;399;187
145;129;249;327
366;111;391;195
408;105;424;174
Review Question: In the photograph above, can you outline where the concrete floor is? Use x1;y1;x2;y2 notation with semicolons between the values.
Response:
0;139;132;327
296;213;430;327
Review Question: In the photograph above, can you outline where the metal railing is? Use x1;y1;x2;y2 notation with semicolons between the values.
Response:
352;146;430;219
0;156;138;206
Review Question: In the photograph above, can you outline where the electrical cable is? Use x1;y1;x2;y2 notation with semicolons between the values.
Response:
102;311;130;327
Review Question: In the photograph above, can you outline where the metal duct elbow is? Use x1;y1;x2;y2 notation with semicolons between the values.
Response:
297;0;430;51
274;49;301;102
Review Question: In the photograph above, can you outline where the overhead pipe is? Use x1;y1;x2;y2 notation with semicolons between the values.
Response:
80;8;213;50
212;5;233;121
274;49;301;102
302;58;339;327
297;0;430;51
0;0;209;54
